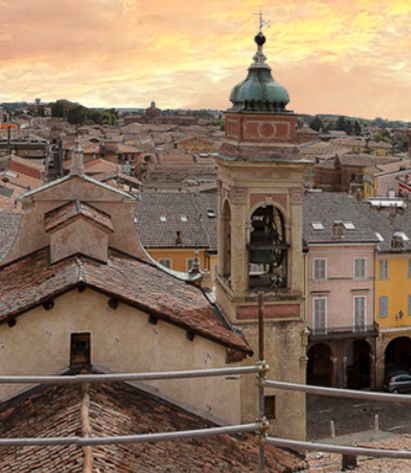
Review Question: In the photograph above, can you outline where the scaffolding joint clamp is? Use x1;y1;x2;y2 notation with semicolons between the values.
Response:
255;361;269;381
255;417;269;446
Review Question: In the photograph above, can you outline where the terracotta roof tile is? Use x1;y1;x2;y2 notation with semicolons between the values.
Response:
0;379;305;472
0;213;21;261
44;201;114;234
0;249;251;353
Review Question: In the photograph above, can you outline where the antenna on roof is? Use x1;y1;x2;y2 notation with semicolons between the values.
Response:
254;5;270;32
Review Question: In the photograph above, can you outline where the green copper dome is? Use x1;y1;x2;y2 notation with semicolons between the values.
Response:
229;33;290;113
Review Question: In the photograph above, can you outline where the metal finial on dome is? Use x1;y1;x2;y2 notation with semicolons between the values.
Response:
253;6;270;34
228;13;290;114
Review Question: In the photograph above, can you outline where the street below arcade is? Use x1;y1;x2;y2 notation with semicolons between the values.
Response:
307;393;411;441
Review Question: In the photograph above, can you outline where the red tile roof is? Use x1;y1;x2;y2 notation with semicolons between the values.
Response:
0;248;251;353
44;201;114;234
0;378;305;472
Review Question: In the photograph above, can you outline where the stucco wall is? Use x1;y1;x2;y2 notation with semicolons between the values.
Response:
306;244;375;330
0;289;242;425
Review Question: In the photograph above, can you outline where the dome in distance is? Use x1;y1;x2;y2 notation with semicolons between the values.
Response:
229;33;290;114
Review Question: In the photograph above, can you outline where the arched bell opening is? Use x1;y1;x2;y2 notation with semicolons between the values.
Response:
247;205;289;290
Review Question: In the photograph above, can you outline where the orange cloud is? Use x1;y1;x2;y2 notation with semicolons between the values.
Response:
1;0;411;120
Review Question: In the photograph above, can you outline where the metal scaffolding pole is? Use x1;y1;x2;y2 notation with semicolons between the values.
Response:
0;423;260;448
0;366;259;385
266;436;411;460
256;292;269;473
264;379;411;403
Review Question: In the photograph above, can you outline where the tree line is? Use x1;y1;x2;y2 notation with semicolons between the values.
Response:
51;100;118;126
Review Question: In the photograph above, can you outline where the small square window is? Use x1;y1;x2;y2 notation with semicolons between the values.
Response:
160;216;167;222
181;216;188;222
70;333;91;367
343;222;355;230
159;259;171;269
264;395;276;420
311;222;324;230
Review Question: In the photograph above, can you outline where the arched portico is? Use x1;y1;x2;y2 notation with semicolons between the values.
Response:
346;340;371;390
384;336;411;375
307;343;334;387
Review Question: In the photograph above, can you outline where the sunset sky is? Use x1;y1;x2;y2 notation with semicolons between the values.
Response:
2;0;411;120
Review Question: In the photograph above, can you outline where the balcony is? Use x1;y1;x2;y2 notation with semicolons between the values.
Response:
309;324;379;342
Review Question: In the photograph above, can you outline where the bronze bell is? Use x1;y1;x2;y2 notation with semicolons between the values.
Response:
248;230;274;264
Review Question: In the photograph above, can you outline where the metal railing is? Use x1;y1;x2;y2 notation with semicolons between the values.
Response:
3;293;411;471
310;323;378;340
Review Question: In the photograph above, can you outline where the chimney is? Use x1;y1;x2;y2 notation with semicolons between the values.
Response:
387;187;396;199
392;232;403;249
188;249;201;275
333;221;344;236
70;138;85;176
176;230;182;245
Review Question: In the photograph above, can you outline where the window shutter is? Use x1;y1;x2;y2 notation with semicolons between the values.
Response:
379;296;388;318
354;296;366;328
314;298;326;333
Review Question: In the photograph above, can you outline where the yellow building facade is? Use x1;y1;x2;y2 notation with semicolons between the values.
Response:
375;252;411;387
147;248;218;281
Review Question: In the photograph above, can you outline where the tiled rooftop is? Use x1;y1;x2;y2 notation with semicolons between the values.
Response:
0;248;250;353
0;213;20;261
44;201;114;234
0;378;305;472
303;192;379;244
134;193;217;251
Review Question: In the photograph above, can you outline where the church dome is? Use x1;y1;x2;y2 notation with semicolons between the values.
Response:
229;33;290;113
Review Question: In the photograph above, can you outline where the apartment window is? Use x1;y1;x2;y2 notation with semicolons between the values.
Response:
159;259;171;269
408;295;411;316
354;296;366;330
379;260;388;280
313;258;326;281
408;259;411;278
354;258;366;279
187;258;194;271
313;297;327;334
379;296;388;318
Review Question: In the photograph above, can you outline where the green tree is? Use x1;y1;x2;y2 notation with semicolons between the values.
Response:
336;116;348;131
354;120;362;136
89;110;103;124
67;104;86;125
51;100;66;118
309;116;324;132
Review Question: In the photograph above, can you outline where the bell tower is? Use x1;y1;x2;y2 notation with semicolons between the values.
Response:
214;31;312;441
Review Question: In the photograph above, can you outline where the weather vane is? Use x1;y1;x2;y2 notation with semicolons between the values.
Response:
254;6;270;33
